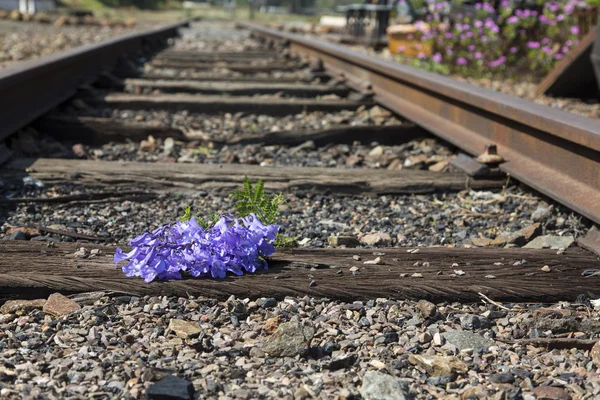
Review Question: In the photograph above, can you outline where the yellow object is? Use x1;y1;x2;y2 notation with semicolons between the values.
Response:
387;24;432;57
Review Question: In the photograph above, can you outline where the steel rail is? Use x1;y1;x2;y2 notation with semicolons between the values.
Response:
0;20;188;143
240;22;600;225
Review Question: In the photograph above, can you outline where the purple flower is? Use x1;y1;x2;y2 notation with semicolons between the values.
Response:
432;53;442;63
114;214;279;282
539;15;556;25
509;47;517;54
570;26;579;35
488;56;506;68
542;46;553;55
527;41;540;49
507;16;518;23
456;57;467;65
417;52;426;59
474;52;483;59
397;45;406;52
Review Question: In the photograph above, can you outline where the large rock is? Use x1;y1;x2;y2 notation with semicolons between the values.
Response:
523;235;574;250
145;375;195;400
262;322;314;357
0;299;45;314
360;371;409;400
408;354;467;376
360;232;392;246
490;223;541;247
532;386;571;400
441;331;495;351
168;319;202;339
43;293;81;317
328;235;360;247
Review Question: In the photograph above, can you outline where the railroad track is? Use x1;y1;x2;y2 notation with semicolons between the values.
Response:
0;20;598;303
0;19;599;400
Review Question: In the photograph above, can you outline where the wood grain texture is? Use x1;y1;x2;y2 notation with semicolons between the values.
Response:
125;79;350;97
34;115;187;145
3;158;504;195
94;93;370;116
0;242;598;302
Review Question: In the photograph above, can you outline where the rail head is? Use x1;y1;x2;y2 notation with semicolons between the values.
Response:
241;22;600;225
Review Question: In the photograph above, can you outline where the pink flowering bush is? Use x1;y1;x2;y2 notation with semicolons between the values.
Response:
396;0;596;79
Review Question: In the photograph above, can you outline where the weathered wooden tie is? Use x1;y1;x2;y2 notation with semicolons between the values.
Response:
34;117;424;147
34;115;187;145
140;71;329;83
0;243;598;303
93;93;371;116
3;158;504;195
125;79;351;97
149;59;302;73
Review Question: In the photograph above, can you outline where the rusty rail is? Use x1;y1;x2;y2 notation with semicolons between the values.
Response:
0;20;188;143
240;22;600;225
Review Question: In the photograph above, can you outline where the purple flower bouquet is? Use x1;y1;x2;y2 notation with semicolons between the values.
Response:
114;213;279;282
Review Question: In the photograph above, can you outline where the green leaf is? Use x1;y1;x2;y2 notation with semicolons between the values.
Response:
180;205;192;222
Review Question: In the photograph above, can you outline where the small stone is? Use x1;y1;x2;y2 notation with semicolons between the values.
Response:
460;314;492;330
263;317;280;334
368;145;384;157
433;332;444;346
6;227;40;238
72;143;87;158
5;230;28;240
352;255;361;261
491;223;541;247
360;371;409;400
163;137;176;156
411;273;423;278
524;235;574;250
249;347;265;358
428;159;451;172
532;386;571;400
43;293;81;318
408;354;468;376
145;375;194;400
415;300;436;319
294;387;311;400
541;265;552;272
369;360;386;369
328;235;360;247
262;322;314;357
369;105;392;119
488;373;514;384
168;319;202;339
256;298;277;308
0;299;45;314
360;233;392;246
532;205;552;222
140;136;156;152
419;332;433;343
442;331;495;351
349;266;360;272
471;238;492;247
591;341;600;369
364;257;383;265
325;354;357;371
